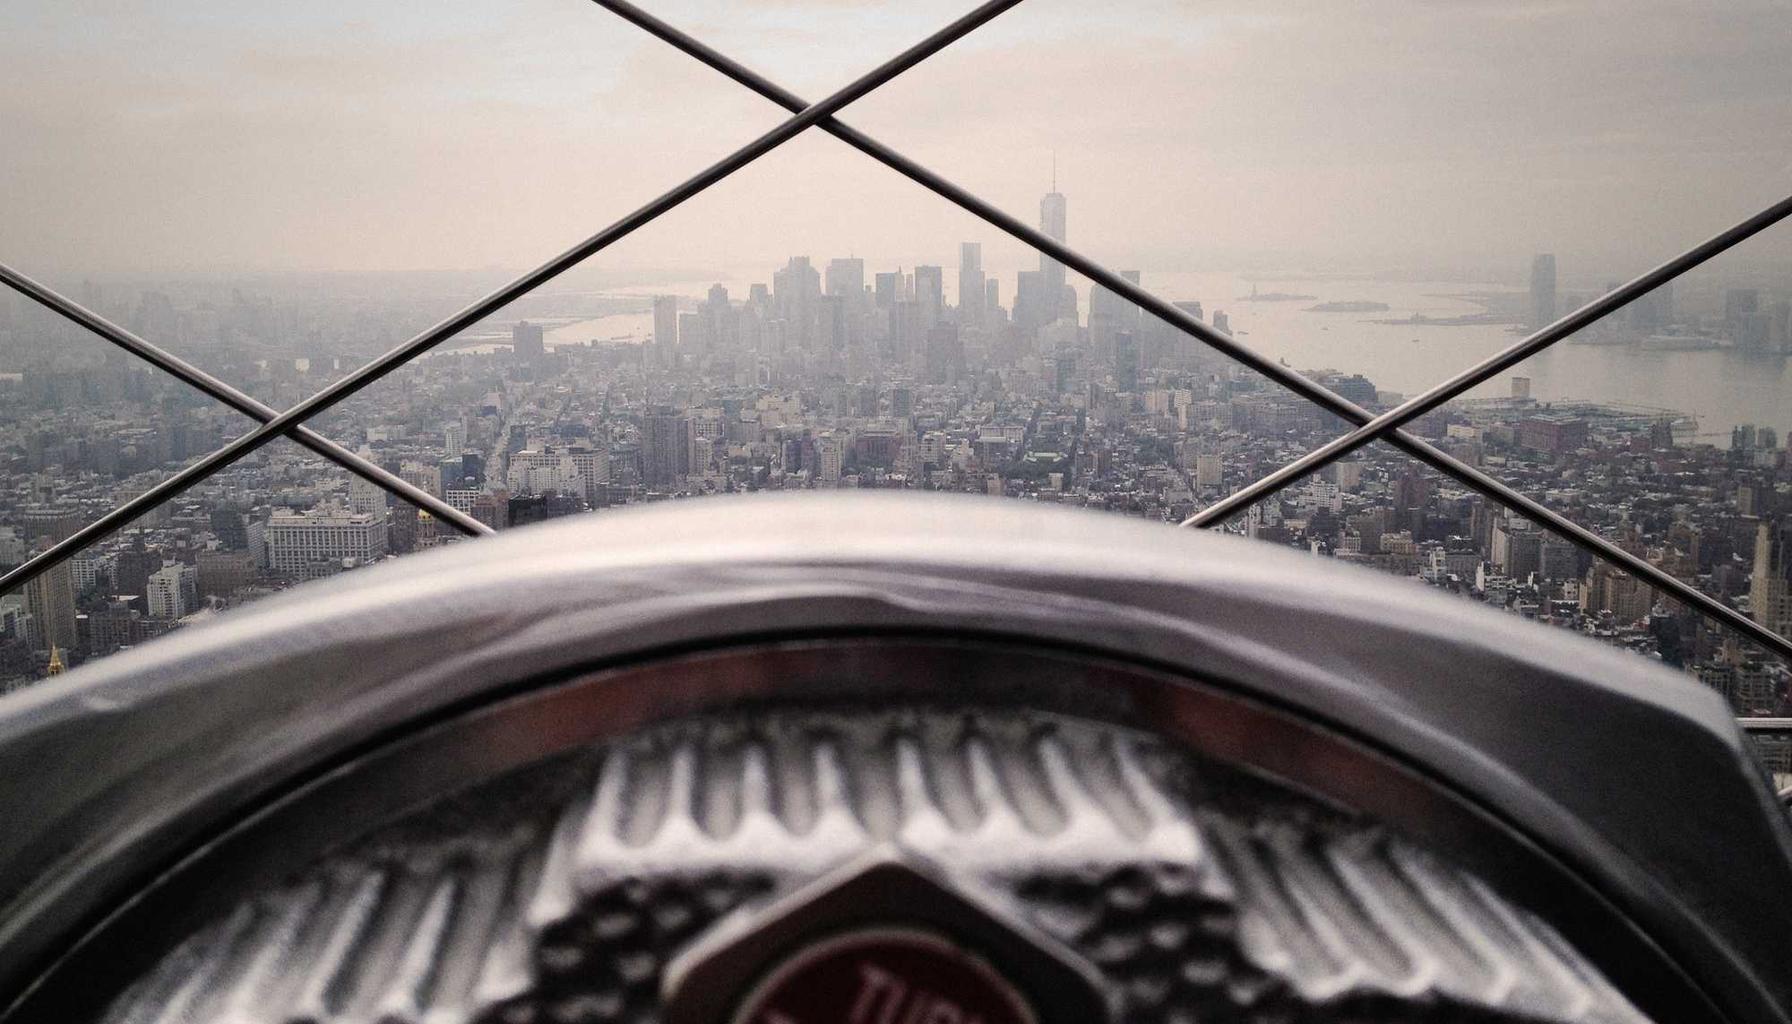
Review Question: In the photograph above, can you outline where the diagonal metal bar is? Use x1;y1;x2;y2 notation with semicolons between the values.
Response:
0;261;492;538
1376;433;1792;662
1185;195;1792;529
586;0;1409;429
0;0;1023;600
591;0;1792;663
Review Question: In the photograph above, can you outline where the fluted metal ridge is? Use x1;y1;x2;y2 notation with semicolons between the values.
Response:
102;711;1648;1024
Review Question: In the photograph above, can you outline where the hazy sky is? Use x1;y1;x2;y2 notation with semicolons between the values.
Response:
2;0;1788;283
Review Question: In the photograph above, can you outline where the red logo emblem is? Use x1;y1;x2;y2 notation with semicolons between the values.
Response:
731;928;1037;1024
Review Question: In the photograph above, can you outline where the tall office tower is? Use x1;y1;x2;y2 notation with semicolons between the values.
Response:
874;271;901;310
1014;270;1047;333
1039;171;1068;323
1089;270;1142;362
1753;519;1792;640
985;279;1001;321
957;243;985;326
1392;470;1430;534
512;321;545;361
678;311;708;355
822;263;863;356
704;284;735;350
814;432;844;485
824;258;866;303
1113;330;1139;392
889;385;915;419
773;257;821;350
22;557;76;654
889;301;922;371
914;266;944;329
1511;376;1531;400
653;296;679;351
924;324;964;384
1054;351;1078;394
1529;254;1557;329
1212;310;1230;334
820;295;848;353
443;420;467;457
642;410;691;488
146;562;198;620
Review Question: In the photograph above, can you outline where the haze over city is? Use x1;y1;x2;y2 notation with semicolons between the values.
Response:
2;0;1789;278
2;0;1791;772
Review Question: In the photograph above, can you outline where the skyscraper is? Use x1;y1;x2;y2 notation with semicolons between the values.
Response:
512;321;545;361
1529;254;1557;329
22;557;76;654
925;324;964;384
825;258;865;302
874;271;901;310
1014;271;1046;333
1039;173;1068;324
1090;270;1142;362
773;257;821;350
704;284;735;350
653;296;679;350
146;562;198;619
642;410;690;488
957;243;984;326
814;432;843;486
914;266;944;329
1753;519;1792;640
1113;330;1139;392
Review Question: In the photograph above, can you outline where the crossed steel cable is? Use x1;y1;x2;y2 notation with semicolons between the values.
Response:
3;0;1789;667
0;0;1021;597
0;262;492;538
1186;196;1792;529
585;0;1792;661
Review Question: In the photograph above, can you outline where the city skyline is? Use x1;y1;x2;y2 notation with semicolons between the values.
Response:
1;2;1790;779
4;178;1791;742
